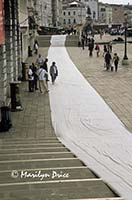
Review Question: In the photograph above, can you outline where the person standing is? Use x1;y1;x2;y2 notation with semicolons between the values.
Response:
108;41;112;53
34;40;39;55
42;58;49;83
28;65;34;92
37;66;49;94
36;54;43;66
81;34;85;50
103;45;107;57
50;62;58;84
95;43;100;57
32;62;38;90
113;53;119;72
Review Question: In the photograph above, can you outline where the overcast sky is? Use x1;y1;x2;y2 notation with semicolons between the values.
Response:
99;0;131;4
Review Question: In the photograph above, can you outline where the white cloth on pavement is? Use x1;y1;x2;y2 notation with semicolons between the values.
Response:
48;35;132;200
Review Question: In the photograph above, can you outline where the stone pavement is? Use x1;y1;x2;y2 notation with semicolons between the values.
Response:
0;46;122;199
67;35;132;133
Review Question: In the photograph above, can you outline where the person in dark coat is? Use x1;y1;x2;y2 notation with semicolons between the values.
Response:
81;34;85;50
113;53;119;72
89;41;94;57
32;62;38;90
105;51;112;70
42;58;49;83
103;45;107;57
50;62;58;84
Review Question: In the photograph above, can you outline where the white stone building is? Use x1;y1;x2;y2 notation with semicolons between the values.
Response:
98;2;112;25
62;1;86;27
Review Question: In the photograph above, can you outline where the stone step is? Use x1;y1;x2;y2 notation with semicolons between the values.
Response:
65;35;79;47
1;139;60;144
0;180;119;199
0;167;97;184
0;158;83;171
0;137;57;142
36;36;51;47
0;152;74;161
0;146;69;154
0;143;64;149
69;198;124;200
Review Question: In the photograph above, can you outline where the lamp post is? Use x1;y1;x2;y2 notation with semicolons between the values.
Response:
122;13;128;65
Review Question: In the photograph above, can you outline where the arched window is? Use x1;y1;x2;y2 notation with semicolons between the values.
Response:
63;19;66;24
93;11;96;19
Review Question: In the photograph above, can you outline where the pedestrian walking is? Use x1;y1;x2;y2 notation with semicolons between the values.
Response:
28;65;34;92
89;40;94;57
104;51;112;71
42;58;49;83
50;62;58;84
113;53;119;72
95;43;100;57
37;66;49;94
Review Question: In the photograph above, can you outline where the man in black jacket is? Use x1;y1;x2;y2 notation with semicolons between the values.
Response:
105;51;112;71
42;58;49;83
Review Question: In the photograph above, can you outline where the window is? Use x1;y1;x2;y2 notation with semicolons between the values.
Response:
68;19;71;24
63;19;66;24
68;11;70;15
73;19;76;23
93;11;96;19
101;8;106;12
63;11;66;15
73;11;76;15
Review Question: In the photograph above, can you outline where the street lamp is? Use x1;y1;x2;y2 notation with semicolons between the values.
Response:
122;13;128;65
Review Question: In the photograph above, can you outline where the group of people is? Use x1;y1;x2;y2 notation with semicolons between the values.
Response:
28;54;58;93
104;51;119;72
81;34;95;57
80;33;120;72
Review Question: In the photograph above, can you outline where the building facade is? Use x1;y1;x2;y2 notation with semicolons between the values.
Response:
98;3;112;24
62;1;86;27
0;0;20;106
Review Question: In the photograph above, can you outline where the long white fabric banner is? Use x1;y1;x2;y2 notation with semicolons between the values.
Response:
48;35;132;200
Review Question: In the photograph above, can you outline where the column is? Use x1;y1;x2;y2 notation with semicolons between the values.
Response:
11;0;19;80
5;0;14;85
0;44;7;105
